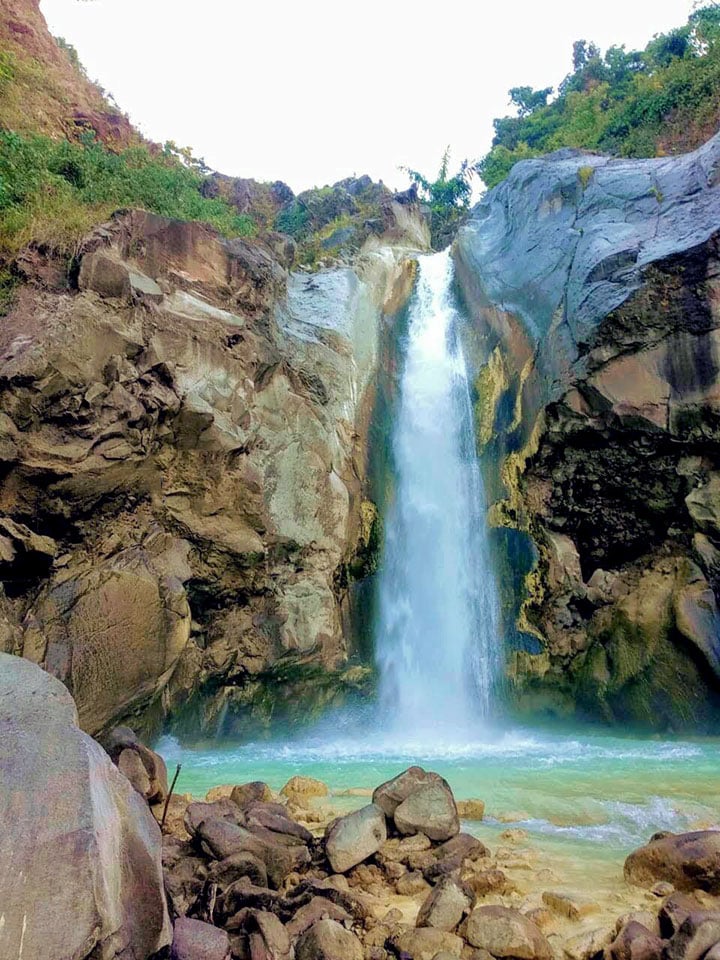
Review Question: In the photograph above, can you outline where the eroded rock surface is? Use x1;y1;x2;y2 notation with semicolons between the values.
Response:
0;204;425;736
454;131;720;727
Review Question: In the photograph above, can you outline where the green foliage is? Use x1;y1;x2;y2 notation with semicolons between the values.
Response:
578;165;595;189
54;36;87;78
273;200;310;238
477;4;720;187
402;147;474;248
0;131;255;258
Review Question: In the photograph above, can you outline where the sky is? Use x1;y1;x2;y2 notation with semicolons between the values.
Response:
40;0;696;194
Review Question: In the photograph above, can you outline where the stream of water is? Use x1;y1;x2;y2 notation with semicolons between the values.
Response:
162;250;720;873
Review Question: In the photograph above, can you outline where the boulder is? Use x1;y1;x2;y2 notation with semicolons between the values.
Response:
171;917;231;960
103;726;169;804
372;766;442;817
281;776;330;800
325;803;387;873
396;870;431;896
243;800;314;842
625;832;720;893
659;893;720;937
285;897;353;940
232;781;275;807
195;818;310;887
240;909;292;960
457;798;486;820
389;926;464;959
394;779;459;842
563;927;615;960
666;912;720;960
207;851;269;890
185;798;243;835
609;921;665;960
465;906;553;960
423;833;489;882
0;653;171;960
416;877;473;932
469;868;511;898
295;919;363;960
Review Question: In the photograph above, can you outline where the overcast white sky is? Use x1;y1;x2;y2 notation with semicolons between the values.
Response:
40;0;695;193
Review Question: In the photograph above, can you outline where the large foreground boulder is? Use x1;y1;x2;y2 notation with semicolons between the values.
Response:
625;832;720;893
0;653;171;960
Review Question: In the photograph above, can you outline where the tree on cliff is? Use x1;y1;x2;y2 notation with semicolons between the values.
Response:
401;148;474;249
476;4;720;189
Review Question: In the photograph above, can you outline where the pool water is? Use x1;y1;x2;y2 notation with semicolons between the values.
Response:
158;717;720;869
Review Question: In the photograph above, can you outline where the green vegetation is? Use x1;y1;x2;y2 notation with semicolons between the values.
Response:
0;132;255;260
402;148;473;248
477;4;720;188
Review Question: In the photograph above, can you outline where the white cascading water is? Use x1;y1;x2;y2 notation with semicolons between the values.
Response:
376;249;500;738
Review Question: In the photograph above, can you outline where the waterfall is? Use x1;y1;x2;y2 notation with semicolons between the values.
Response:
376;249;500;738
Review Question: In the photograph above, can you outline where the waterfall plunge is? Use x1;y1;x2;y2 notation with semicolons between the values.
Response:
376;249;500;739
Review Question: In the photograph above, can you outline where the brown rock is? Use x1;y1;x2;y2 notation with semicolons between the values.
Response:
457;799;486;821
396;870;431;896
609;921;664;960
281;776;330;800
295;919;363;960
424;833;489;882
285;897;352;940
389;926;464;959
624;832;720;893
659;893;719;938
469;869;511;898
232;781;275;807
541;891;599;921
207;851;269;890
416;877;473;932
562;927;614;960
465;906;552;960
171;917;231;960
185;798;243;835
118;747;152;798
666;912;720;960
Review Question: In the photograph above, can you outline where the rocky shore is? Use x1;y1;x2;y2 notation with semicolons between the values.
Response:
4;653;719;960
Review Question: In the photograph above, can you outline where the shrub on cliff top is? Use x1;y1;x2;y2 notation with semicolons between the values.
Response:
477;3;720;188
0;132;255;259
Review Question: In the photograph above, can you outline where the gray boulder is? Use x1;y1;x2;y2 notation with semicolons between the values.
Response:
394;779;460;842
416;877;473;931
372;765;443;817
325;803;387;873
465;905;553;959
0;653;171;960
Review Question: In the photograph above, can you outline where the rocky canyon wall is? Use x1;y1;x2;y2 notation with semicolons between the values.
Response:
0;205;427;738
454;133;720;729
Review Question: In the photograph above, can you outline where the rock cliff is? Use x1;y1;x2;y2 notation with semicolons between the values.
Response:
454;132;720;729
0;205;427;737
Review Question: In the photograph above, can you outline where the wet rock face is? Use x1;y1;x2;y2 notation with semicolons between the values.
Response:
0;209;422;737
454;132;720;728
